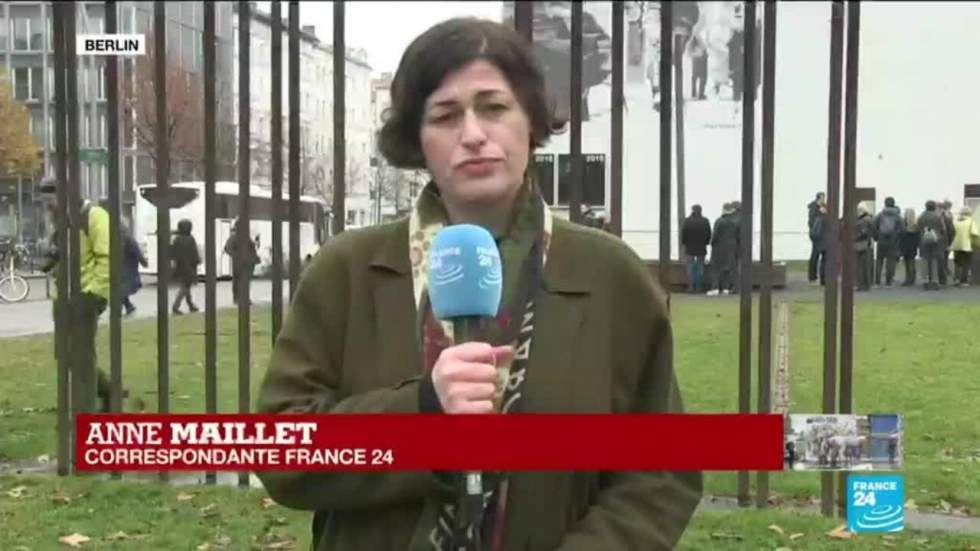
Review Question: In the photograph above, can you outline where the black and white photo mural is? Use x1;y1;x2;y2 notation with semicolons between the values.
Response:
502;2;980;260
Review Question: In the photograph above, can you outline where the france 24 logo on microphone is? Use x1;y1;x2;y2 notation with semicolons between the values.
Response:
77;34;146;56
847;474;904;533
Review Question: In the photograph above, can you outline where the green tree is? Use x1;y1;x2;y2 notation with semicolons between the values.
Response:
0;76;42;177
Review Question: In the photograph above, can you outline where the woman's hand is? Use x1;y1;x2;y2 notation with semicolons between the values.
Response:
432;342;514;414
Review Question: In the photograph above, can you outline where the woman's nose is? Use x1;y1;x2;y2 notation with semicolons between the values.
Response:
459;109;488;146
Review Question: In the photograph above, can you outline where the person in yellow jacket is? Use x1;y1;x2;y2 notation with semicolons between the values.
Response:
951;206;979;287
39;178;113;413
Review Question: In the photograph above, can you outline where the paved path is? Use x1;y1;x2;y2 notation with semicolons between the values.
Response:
0;279;292;339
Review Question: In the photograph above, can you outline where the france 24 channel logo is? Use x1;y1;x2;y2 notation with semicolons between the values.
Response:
847;474;905;533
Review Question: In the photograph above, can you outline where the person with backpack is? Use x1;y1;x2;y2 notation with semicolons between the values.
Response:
681;204;712;293
171;219;201;315
899;208;921;287
951;206;979;286
872;197;905;286
917;200;948;291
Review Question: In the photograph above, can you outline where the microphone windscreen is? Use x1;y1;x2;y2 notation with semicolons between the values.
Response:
428;224;503;320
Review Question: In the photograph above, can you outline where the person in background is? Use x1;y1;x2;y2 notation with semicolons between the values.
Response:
808;192;827;284
854;204;874;292
872;196;904;286
938;199;956;286
951;206;978;287
899;207;920;287
224;219;260;306
708;202;738;296
171;219;201;315
121;221;147;316
681;204;712;294
917;200;948;291
255;17;701;550
811;202;830;286
729;200;743;293
37;177;113;413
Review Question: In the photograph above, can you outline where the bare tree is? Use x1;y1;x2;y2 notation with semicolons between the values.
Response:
122;31;204;185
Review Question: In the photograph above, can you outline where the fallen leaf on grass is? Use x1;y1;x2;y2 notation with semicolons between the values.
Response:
51;494;71;505
789;533;804;540
22;407;36;413
709;532;743;541
826;524;853;540
178;395;191;401
59;533;91;547
905;499;919;510
37;454;50;464
883;541;896;548
6;486;28;498
263;538;296;551
105;532;131;541
951;507;970;517
914;537;930;546
768;524;785;536
176;492;195;502
261;497;276;509
199;503;219;517
939;499;952;512
775;548;793;551
196;544;212;551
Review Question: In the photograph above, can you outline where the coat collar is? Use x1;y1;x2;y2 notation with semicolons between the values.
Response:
368;218;592;295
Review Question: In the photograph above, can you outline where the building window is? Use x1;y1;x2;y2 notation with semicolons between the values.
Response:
13;17;29;51
30;109;44;145
13;67;30;100
30;66;43;101
167;20;180;63
0;13;7;53
181;25;196;70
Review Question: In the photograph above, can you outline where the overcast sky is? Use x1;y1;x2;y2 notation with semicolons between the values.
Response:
255;1;504;76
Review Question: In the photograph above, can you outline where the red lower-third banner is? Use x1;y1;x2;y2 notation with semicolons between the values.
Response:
76;413;783;472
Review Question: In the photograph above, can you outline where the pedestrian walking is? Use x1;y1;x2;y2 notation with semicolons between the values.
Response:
171;219;201;315
38;177;113;413
121;221;147;316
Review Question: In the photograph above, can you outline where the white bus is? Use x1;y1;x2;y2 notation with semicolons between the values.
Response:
134;181;329;278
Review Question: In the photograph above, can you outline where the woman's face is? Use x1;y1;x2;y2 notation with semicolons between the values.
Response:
419;60;532;211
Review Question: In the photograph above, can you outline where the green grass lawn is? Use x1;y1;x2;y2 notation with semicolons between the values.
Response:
670;298;980;513
2;474;978;550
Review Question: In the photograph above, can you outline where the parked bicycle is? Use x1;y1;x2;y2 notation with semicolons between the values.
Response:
0;241;31;303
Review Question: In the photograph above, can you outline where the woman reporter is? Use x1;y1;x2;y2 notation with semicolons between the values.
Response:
256;17;701;551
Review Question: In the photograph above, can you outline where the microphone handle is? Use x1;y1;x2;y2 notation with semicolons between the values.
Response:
452;316;487;551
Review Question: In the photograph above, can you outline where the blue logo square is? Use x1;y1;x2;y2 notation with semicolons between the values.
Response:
847;474;905;533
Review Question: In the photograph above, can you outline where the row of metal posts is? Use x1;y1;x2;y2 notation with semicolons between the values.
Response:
50;0;859;514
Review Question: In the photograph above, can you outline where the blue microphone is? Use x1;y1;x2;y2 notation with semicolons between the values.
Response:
427;224;502;551
428;224;503;342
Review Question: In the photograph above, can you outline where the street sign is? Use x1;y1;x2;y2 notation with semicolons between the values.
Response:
79;149;107;164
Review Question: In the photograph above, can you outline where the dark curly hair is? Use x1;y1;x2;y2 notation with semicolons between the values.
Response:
377;17;559;169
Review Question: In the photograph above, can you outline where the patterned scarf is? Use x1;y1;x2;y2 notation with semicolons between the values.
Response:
408;178;553;551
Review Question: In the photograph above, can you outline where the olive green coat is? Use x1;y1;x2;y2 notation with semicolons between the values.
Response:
256;217;703;551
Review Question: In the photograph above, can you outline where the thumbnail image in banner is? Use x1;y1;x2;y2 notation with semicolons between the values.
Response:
783;414;904;472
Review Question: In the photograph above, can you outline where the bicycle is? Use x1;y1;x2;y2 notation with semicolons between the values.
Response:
0;243;31;303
